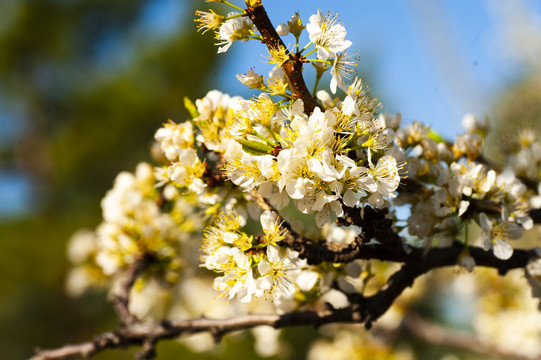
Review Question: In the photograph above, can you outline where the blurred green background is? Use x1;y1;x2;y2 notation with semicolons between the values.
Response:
0;0;223;358
2;0;541;359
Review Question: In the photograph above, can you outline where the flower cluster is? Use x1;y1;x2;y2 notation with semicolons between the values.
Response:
223;92;404;227
503;127;541;182
394;113;534;261
201;210;300;303
66;163;202;295
154;120;206;194
71;3;539;304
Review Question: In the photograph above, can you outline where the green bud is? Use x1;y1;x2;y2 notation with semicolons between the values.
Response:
236;138;274;156
428;129;446;144
184;97;199;119
287;12;305;38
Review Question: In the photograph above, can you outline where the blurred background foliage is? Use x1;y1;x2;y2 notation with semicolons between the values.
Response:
487;71;541;165
0;0;224;358
1;0;541;359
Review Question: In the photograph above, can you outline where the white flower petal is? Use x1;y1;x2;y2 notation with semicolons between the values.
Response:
343;189;359;207
258;259;271;276
506;223;523;240
479;212;492;233
266;245;281;264
260;211;278;232
296;271;319;291
493;239;513;260
316;208;330;227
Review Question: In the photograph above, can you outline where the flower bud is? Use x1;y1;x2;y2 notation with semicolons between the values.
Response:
236;68;264;89
287;12;304;38
276;23;289;36
462;113;490;136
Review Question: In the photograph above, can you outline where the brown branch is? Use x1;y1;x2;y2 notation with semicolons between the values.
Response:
341;206;404;251
249;188;538;271
399;312;540;360
32;263;421;360
529;208;541;224
355;263;427;329
286;238;537;275
31;308;358;360
245;4;322;114
108;254;153;326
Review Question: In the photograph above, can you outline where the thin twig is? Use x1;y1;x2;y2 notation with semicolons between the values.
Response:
400;312;540;360
108;254;153;326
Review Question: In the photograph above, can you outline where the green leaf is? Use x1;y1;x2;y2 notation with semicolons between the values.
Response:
428;129;447;144
184;97;199;119
236;138;273;156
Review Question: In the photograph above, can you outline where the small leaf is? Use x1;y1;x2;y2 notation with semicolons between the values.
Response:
184;97;199;119
236;138;273;156
428;129;447;144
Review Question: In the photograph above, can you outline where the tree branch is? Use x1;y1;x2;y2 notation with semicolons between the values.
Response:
30;308;358;359
108;254;153;326
245;3;322;114
399;312;540;360
529;208;541;224
250;188;538;270
32;262;421;360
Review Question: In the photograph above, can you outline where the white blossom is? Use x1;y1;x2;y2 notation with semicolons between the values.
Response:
236;68;264;89
462;113;490;135
257;245;297;298
216;13;256;53
306;9;352;60
480;212;523;260
330;51;357;93
370;155;401;198
212;247;257;302
276;23;289;36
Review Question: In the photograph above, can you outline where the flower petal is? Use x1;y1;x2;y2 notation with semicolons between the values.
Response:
493;239;513;260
